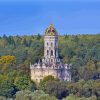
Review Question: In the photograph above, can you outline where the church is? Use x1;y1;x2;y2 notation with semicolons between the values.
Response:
30;23;71;83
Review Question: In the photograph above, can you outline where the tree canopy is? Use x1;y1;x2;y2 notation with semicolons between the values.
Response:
0;34;100;99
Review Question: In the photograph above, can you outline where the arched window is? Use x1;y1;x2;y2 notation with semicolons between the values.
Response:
55;49;56;57
47;42;48;46
51;42;53;46
47;50;49;55
51;59;53;62
55;42;57;46
51;50;53;56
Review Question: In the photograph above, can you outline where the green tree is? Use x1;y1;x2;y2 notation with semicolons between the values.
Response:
0;96;6;100
14;75;36;91
31;90;57;100
16;90;57;100
39;75;59;90
44;81;68;99
16;90;32;100
0;79;16;98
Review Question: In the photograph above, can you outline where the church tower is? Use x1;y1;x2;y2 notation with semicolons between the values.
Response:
43;23;59;64
30;23;71;83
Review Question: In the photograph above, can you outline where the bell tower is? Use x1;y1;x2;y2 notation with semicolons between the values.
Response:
44;23;59;64
30;23;71;83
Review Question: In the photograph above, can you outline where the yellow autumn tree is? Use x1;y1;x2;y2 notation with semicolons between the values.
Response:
0;55;16;72
0;55;16;64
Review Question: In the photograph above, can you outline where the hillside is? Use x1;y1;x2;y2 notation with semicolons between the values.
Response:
0;34;100;99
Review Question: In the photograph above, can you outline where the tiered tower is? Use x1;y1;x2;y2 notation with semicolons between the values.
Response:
30;23;71;83
43;23;60;64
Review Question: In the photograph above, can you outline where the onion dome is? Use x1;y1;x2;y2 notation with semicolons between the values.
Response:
45;23;58;36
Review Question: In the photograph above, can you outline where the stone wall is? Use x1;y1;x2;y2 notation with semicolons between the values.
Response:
31;68;58;83
31;67;71;83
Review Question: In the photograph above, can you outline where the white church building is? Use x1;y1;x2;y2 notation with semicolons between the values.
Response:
30;23;71;83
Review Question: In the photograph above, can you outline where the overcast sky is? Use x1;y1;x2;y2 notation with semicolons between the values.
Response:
0;0;100;36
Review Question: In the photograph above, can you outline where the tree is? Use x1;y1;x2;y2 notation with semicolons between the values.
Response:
16;90;57;100
43;81;68;99
0;96;6;100
8;36;15;46
39;76;68;99
71;67;80;82
16;90;32;100
0;79;17;98
37;34;41;40
0;55;16;74
0;55;16;65
31;90;57;100
39;75;59;90
14;75;36;91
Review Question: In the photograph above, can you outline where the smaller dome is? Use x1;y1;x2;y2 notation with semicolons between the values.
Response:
45;23;58;36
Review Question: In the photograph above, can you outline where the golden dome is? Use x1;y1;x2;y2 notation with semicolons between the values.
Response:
45;23;58;36
49;23;53;28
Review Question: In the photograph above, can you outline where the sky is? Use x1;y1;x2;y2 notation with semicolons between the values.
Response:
0;0;100;36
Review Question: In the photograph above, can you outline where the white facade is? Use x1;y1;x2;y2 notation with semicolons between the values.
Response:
30;23;71;83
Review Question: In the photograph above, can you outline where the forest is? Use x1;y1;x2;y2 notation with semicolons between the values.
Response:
0;34;100;100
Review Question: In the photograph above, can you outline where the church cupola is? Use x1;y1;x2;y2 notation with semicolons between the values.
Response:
45;23;58;36
30;23;71;83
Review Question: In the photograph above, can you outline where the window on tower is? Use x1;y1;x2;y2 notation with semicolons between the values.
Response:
55;42;57;46
47;50;49;55
55;49;56;56
51;50;53;56
51;42;53;46
47;42;48;46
